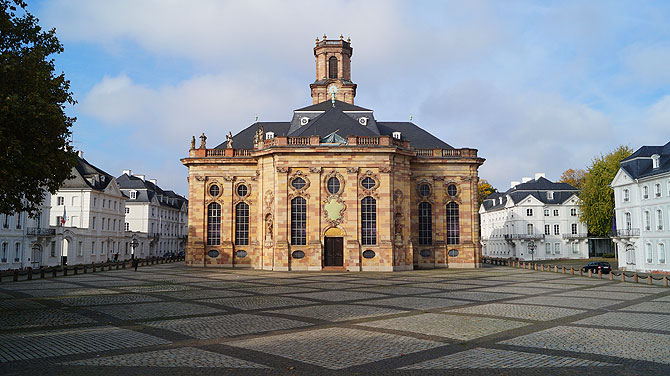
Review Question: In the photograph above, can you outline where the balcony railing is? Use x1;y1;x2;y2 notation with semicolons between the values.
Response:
26;228;56;236
615;228;640;237
504;234;545;241
562;233;589;239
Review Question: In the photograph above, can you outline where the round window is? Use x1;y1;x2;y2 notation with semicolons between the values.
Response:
291;177;306;190
419;184;431;197
447;184;458;196
209;185;220;197
327;177;340;194
362;177;376;189
237;184;248;197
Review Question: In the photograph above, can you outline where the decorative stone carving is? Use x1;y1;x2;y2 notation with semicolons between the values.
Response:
264;190;274;215
194;175;205;182
190;136;196;150
276;166;289;173
415;178;435;204
379;166;392;173
222;176;234;182
433;176;445;181
309;167;322;174
358;170;380;199
346;167;358;174
199;133;207;149
323;195;347;227
225;132;233;149
288;170;310;199
323;170;345;196
264;213;274;247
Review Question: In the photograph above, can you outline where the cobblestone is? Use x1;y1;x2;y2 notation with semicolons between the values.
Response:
620;301;670;313
359;313;529;341
361;296;468;310
0;299;45;310
502;326;670;364
145;313;311;339
448;303;585;321
268;304;406;322
400;347;618;369
557;290;650;300
426;291;522;302
159;289;250;300
62;347;269;368
15;287;118;297
513;296;624;309
289;290;388;302
574;312;670;331
57;294;162;306
86;301;223;320
0;309;95;329
229;327;443;370
200;295;313;310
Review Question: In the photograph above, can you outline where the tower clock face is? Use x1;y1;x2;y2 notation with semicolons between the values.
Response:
328;85;338;94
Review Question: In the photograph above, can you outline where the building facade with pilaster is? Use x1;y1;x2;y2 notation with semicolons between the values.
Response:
181;37;485;271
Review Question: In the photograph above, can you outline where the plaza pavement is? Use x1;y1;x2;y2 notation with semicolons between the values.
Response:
0;264;669;375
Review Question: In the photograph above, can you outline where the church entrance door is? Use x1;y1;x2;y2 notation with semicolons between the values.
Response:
324;237;343;267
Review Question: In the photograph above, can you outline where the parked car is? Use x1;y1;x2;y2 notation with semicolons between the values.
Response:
582;261;612;274
177;251;185;257
163;252;175;259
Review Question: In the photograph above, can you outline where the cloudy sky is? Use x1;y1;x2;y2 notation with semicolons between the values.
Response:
29;0;670;195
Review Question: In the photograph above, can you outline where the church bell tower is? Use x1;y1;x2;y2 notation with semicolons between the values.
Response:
310;35;357;105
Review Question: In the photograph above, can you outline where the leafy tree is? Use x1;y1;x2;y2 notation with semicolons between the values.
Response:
478;179;497;206
579;145;633;236
0;0;76;216
558;168;586;190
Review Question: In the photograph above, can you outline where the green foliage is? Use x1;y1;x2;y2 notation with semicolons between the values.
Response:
558;168;586;190
478;179;497;206
579;145;633;236
601;253;616;259
0;0;77;216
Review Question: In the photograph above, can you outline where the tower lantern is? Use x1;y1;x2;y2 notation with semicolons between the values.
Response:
310;36;357;104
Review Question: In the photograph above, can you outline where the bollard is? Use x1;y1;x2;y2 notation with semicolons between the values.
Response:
27;268;33;280
579;268;583;277
63;267;68;276
83;266;87;274
40;269;45;279
13;270;18;282
73;267;78;275
598;270;602;279
634;274;638;283
664;276;668;287
562;266;566;274
92;265;96;272
648;275;653;285
116;263;120;270
609;272;613;281
122;262;126;269
570;267;574;275
52;269;57;277
621;272;625;282
554;265;558;273
588;269;592;278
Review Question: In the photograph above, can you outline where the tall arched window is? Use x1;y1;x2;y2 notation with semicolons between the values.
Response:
659;243;666;264
625;212;632;230
207;202;221;245
328;56;338;79
418;202;432;245
291;197;306;245
361;197;377;245
235;202;249;245
446;202;460;244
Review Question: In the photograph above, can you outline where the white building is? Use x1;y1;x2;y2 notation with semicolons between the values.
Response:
612;141;670;273
50;152;131;265
0;194;55;269
480;173;588;261
117;171;188;257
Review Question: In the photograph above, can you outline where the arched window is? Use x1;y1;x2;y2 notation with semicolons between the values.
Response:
361;197;377;245
644;211;651;231
291;197;307;245
659;243;666;264
625;212;632;230
446;202;460;244
657;209;664;231
418;202;432;245
328;56;338;79
646;243;653;263
235;202;249;245
527;223;534;235
207;202;221;245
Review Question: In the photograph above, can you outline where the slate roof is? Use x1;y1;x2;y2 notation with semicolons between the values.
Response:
217;99;457;151
61;156;115;191
480;177;579;212
620;140;670;180
117;174;187;209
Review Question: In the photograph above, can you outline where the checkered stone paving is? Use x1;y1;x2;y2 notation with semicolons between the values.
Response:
1;263;669;375
62;347;269;368
501;326;670;364
0;326;170;362
228;327;443;370
144;313;312;339
359;313;529;341
447;303;585;321
400;347;619;369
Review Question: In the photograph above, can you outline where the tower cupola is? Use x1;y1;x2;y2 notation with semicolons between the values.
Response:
310;35;357;105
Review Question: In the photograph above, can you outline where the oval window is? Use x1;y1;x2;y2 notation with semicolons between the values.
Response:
362;250;376;259
292;177;306;190
292;250;305;259
207;250;219;258
362;177;376;189
447;184;458;196
237;184;248;197
327;177;340;194
448;249;459;257
420;249;432;257
236;250;247;258
209;185;220;197
419;184;431;197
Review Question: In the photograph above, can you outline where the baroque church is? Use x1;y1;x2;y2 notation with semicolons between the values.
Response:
182;36;485;271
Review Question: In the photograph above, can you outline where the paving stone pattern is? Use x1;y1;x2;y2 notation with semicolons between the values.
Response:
0;263;669;375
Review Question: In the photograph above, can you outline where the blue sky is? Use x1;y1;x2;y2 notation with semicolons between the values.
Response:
28;0;670;195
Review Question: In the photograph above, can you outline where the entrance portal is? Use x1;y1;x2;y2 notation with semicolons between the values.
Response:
324;237;343;267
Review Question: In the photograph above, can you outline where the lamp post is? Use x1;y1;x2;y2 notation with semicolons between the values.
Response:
130;238;139;260
528;240;536;263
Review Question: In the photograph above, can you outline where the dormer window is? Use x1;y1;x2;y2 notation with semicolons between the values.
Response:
392;131;401;140
652;154;660;169
265;131;275;140
359;117;368;126
547;191;554;200
300;117;309;126
130;191;137;200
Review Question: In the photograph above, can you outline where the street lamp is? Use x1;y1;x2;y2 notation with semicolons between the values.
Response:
130;238;139;260
527;240;536;263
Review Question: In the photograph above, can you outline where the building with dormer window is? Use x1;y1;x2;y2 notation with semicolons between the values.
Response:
612;141;670;273
479;174;588;261
181;37;485;271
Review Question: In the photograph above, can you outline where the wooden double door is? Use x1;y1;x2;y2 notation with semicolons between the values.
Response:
324;237;343;267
